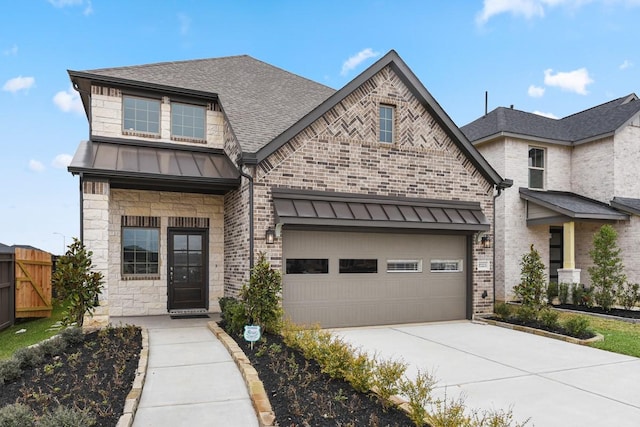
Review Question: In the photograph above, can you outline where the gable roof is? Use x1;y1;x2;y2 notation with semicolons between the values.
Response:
462;94;640;145
68;55;336;153
255;50;508;188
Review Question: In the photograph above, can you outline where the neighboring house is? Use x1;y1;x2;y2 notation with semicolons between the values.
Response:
67;50;510;328
462;95;640;301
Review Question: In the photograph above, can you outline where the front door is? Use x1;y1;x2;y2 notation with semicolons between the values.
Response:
168;229;208;311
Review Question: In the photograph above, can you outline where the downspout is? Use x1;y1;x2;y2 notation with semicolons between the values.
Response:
493;179;512;309
79;172;84;242
238;164;254;271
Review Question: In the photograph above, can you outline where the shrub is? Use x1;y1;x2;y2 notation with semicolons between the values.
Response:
617;282;640;311
60;327;84;347
0;358;22;384
426;395;470;427
512;244;546;311
399;370;436;426
37;405;96;427
471;407;531;426
372;358;407;409
514;305;538;324
563;316;592;338
539;308;560;330
344;350;375;393
588;225;626;312
13;345;44;369
39;336;66;357
219;297;248;336
558;283;570;305
546;282;559;304
240;252;283;334
52;238;104;326
494;302;512;319
571;284;593;307
0;403;35;427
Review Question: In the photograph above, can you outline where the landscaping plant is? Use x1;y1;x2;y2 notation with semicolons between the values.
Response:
617;282;640;311
558;282;570;305
240;252;283;334
512;244;547;312
52;238;103;326
588;225;626;311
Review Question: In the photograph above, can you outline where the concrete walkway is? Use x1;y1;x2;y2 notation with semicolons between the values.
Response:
111;315;259;427
333;321;640;427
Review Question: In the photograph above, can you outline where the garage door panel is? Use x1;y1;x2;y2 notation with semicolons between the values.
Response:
283;230;467;328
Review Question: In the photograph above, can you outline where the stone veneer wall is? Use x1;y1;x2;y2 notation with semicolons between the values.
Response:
235;65;496;315
83;184;225;317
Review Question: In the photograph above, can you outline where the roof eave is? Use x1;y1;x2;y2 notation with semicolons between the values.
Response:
471;131;573;147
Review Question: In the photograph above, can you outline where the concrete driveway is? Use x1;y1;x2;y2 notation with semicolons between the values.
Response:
333;321;640;427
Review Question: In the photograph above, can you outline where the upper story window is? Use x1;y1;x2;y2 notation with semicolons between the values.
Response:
172;102;206;140
528;147;545;189
123;96;160;135
379;105;394;143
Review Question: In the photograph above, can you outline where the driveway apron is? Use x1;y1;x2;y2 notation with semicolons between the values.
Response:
111;315;259;427
333;321;640;427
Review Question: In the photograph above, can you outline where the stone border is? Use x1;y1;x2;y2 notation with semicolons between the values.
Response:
475;317;604;345
115;328;149;427
207;322;276;427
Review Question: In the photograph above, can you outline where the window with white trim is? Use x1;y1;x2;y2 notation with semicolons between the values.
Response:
430;259;463;272
386;259;422;273
528;147;545;189
379;105;394;143
171;102;206;140
123;96;160;135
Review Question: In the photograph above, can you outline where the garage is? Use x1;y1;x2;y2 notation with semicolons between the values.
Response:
283;230;468;328
273;189;489;328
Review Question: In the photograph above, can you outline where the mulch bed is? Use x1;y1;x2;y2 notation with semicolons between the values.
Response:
225;324;414;427
554;304;640;320
485;315;595;340
0;326;141;427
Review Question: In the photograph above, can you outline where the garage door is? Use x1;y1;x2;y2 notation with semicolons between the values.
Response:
282;230;468;328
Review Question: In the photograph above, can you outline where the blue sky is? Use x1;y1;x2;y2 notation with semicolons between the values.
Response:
2;0;640;254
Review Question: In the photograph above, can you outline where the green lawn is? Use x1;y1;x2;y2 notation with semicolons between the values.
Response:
557;311;640;358
0;302;67;360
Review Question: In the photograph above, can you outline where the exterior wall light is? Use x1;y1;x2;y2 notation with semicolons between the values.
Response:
265;228;276;244
481;234;491;248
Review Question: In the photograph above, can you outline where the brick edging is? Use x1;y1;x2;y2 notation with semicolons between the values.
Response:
115;328;149;427
207;322;276;427
475;317;604;345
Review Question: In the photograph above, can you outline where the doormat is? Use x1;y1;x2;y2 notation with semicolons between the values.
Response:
170;314;210;319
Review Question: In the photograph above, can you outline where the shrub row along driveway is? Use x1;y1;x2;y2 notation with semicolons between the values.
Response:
333;321;640;427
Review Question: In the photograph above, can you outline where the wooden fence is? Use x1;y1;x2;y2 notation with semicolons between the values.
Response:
15;247;52;318
0;251;14;330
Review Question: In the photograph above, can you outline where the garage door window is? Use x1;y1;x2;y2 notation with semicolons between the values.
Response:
430;260;463;272
286;259;329;274
339;259;378;274
387;260;422;273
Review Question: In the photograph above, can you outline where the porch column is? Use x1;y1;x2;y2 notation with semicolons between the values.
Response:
558;221;581;284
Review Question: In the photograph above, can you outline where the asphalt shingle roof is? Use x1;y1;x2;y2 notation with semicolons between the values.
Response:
79;55;337;153
611;197;640;215
462;94;640;144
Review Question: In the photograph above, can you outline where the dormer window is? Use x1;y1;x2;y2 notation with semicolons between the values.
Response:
528;147;545;189
171;102;205;141
123;96;160;135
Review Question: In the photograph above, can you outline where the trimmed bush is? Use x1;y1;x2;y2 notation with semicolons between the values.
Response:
494;302;512;319
13;345;44;370
617;282;640;311
564;316;591;338
240;252;283;334
372;358;407;409
546;282;559;304
37;405;96;427
0;403;35;427
219;297;248;336
539;308;560;330
513;244;547;311
60;327;84;347
39;336;66;357
514;305;538;324
0;358;22;384
558;283;570;305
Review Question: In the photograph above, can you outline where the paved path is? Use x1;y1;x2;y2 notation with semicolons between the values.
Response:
333;321;640;427
111;315;259;427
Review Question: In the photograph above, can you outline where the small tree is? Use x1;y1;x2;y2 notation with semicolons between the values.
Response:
240;252;283;334
588;225;625;311
52;238;103;326
513;244;546;311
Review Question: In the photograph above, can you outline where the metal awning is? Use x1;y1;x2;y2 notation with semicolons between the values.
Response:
520;188;628;225
611;197;640;216
272;188;490;232
68;139;240;194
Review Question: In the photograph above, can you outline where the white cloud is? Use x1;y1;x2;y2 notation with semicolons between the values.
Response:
543;68;593;94
178;13;191;35
476;0;595;25
528;85;545;97
340;48;380;76
53;86;83;114
619;59;633;70
533;110;559;119
48;0;93;14
83;0;93;15
29;160;45;172
2;76;35;93
3;44;18;56
52;154;73;169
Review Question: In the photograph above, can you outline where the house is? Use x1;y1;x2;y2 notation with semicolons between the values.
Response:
67;50;511;328
462;95;640;301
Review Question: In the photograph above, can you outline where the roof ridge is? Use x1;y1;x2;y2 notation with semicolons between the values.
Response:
84;54;252;73
560;94;634;121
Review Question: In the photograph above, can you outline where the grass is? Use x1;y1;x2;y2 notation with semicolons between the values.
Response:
557;311;640;358
0;301;66;360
